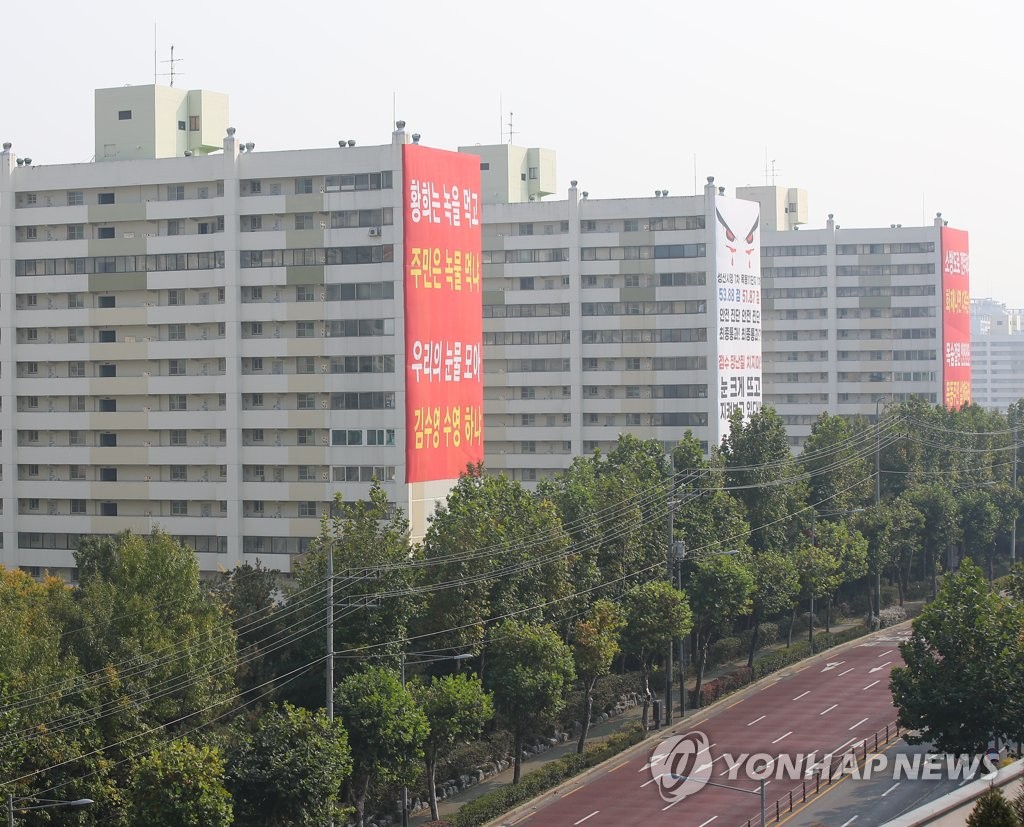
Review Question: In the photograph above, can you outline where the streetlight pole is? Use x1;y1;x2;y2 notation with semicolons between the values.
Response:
400;649;408;827
809;510;815;653
8;796;93;826
1013;418;1019;566
668;774;765;827
664;500;675;727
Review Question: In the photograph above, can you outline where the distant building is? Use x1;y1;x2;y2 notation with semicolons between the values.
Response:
971;298;1024;411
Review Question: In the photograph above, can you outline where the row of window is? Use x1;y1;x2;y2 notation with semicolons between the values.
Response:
241;172;394;195
483;331;571;346
836;264;935;276
582;384;708;399
582;356;707;371
241;319;394;338
19;533;228;554
242;208;394;232
483;248;569;264
762;287;828;300
835;285;936;297
580;244;706;261
581;300;706;316
835;307;935;319
16;252;226;276
240;245;393;267
762;266;828;279
836;242;935;255
581;328;708;344
483;303;569;318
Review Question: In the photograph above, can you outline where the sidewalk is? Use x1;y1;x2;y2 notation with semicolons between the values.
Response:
411;618;864;825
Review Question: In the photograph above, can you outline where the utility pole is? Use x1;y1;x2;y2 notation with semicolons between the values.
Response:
400;650;408;827
874;398;884;615
1013;419;1019;566
664;500;674;727
809;511;816;653
326;542;334;827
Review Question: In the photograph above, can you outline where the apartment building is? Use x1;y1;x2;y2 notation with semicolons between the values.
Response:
1;85;482;577
470;151;968;474
971;298;1024;411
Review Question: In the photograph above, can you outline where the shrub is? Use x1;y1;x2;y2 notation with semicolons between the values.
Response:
707;636;741;667
966;787;1018;827
688;667;752;707
738;622;778;653
877;606;907;628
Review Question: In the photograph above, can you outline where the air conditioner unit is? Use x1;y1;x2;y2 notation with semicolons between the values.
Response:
321;472;329;480
368;227;381;237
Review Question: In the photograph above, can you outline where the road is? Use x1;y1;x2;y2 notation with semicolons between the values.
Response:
782;741;989;827
510;629;909;827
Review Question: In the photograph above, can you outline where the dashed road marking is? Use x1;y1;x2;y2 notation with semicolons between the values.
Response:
863;680;880;690
820;704;838;715
881;782;901;797
772;731;793;744
838;667;855;676
747;715;766;726
849;717;870;731
792;691;810;701
574;811;600;824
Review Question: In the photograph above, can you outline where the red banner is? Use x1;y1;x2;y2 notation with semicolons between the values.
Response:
402;144;483;483
940;227;971;409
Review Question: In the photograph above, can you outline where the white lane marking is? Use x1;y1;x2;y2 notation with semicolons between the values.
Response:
641;742;717;773
849;717;870;731
697;818;719;827
820;704;838;715
881;782;901;797
821;661;846;672
747;715;766;726
772;731;793;744
662;799;679;811
840;817;859;827
792;690;810;701
574;812;600;825
835;737;858;751
640;774;662;788
863;680;880;690
878;649;895;657
869;661;892;674
838;667;855;676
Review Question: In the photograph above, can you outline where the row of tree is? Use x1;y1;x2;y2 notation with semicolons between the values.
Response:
1;398;1022;824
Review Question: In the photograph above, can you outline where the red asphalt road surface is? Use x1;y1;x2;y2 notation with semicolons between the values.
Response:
517;630;908;827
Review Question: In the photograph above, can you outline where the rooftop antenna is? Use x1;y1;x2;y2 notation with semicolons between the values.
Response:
153;23;158;85
764;156;779;186
160;44;184;87
499;94;503;143
506;111;517;145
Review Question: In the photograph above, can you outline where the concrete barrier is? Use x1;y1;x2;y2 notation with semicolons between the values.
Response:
880;759;1024;826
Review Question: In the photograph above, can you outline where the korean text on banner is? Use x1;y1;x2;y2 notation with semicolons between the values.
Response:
940;227;971;409
403;144;483;483
714;197;763;444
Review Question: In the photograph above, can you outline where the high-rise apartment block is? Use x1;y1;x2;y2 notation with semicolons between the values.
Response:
971;298;1024;411
1;85;974;576
1;86;483;578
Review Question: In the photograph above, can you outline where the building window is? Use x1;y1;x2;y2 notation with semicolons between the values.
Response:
66;224;84;240
297;428;315;445
480;162;489;170
178;120;186;131
171;501;188;516
296;285;315;302
170;429;187;446
296;321;314;338
70;397;87;413
69;464;86;479
189;115;201;131
68;361;85;377
169;394;187;411
168;324;185;341
298;466;317;481
100;502;118;516
68;326;84;342
295;213;314;230
167;220;182;236
67;191;84;206
118;110;132;120
97;192;115;205
71;500;86;515
170;465;187;481
298;501;317;518
297;393;315;410
294;178;314;195
168;359;185;376
97;227;115;239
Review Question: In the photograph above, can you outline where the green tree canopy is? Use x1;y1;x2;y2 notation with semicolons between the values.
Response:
486;620;576;783
410;673;494;821
335;666;427;827
129;739;232;827
570;599;624;753
891;560;1024;753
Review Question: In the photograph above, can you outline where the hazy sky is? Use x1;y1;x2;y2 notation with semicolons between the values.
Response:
7;1;1021;304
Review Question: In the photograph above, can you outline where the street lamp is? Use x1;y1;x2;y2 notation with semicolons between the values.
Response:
7;795;93;826
399;650;474;827
874;397;888;616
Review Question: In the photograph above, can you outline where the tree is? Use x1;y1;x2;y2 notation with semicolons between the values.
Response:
486;620;576;783
812;520;868;631
742;549;798;666
410;673;494;821
794;541;842;647
891;560;1023;753
226;702;352;827
801;413;873;515
284;483;417;707
621;581;693;726
966;787;1019;827
721;406;806;553
570;599;624;753
335;666;427;827
687;554;754;704
415;468;571;659
129;739;233;827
